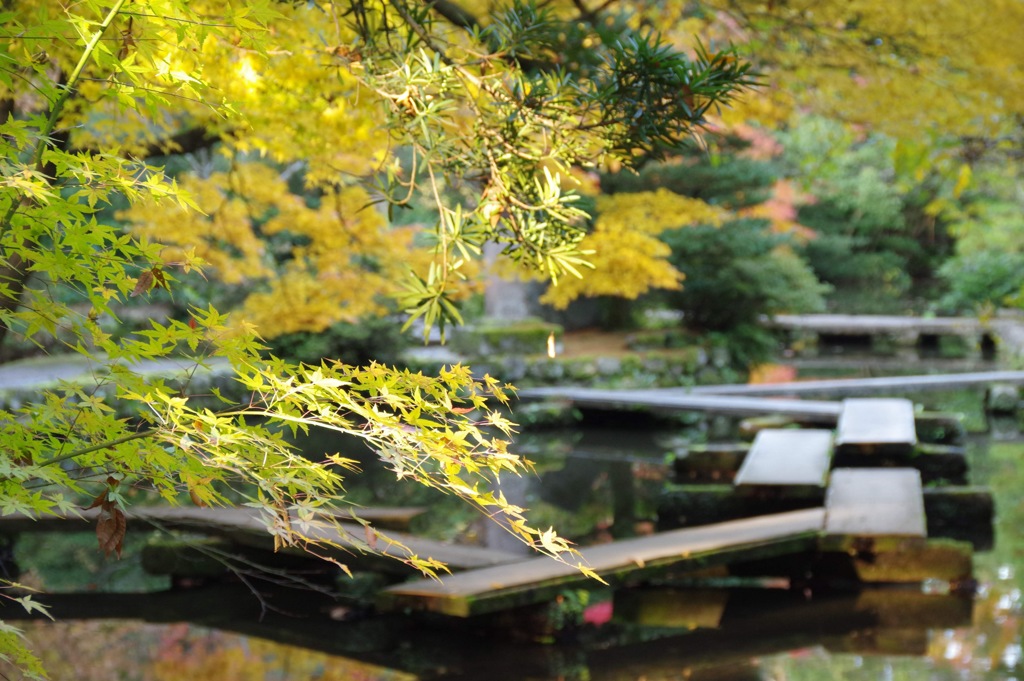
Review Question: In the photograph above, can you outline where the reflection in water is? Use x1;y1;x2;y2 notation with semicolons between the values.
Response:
761;436;1024;681
3;397;1023;680
3;621;415;681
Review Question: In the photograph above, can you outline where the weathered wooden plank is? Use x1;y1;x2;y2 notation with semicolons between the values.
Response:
835;398;917;455
734;429;832;489
378;508;825;617
824;468;926;539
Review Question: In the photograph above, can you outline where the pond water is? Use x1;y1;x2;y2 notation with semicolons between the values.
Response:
4;362;1024;680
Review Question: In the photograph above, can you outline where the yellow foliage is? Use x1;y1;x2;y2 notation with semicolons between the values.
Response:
540;189;725;309
700;0;1024;138
121;165;434;338
56;2;387;180
124;168;272;285
592;188;724;234
715;90;795;129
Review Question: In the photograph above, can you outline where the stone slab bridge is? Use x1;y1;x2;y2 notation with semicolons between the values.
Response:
378;398;984;617
764;312;1024;357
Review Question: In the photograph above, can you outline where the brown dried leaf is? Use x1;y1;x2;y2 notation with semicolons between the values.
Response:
96;504;126;559
151;267;169;292
364;524;378;551
130;269;154;297
84;488;108;510
85;477;121;510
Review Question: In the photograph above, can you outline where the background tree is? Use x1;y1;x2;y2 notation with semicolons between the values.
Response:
684;1;1024;139
779;116;965;310
0;0;752;673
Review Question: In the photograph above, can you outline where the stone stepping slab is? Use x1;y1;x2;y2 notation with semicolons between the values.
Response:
835;398;918;456
734;429;833;492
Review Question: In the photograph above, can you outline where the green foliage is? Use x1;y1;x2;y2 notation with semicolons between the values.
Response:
796;205;911;293
16;533;166;593
781;117;957;299
662;219;829;329
660;219;829;362
452;318;561;357
601;155;777;208
937;251;1024;314
263;317;410;366
5;1;766;670
934;159;1024;314
354;1;756;332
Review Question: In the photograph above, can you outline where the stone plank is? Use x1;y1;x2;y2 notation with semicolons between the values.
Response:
690;370;1024;398
378;508;825;617
0;506;517;572
825;468;926;538
734;429;832;488
519;387;843;423
767;313;984;336
835;398;917;455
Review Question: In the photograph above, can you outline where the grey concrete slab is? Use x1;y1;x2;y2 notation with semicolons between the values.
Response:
824;468;926;538
835;398;917;455
687;370;1024;398
379;508;826;616
734;429;833;487
518;387;842;423
766;313;985;336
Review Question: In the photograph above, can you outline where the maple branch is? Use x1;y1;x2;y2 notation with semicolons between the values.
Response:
37;429;157;468
33;0;129;173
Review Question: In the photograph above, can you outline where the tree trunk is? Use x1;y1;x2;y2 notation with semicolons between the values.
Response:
483;242;531;321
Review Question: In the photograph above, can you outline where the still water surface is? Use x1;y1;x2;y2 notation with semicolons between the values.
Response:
5;379;1023;680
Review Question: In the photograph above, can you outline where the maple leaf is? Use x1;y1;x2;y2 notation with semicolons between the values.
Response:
188;486;208;507
130;269;154;297
364;524;378;551
96;503;126;559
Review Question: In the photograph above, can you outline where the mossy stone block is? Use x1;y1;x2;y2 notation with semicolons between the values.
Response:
453;318;562;357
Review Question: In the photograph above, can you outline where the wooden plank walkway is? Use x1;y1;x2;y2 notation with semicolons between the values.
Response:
734;429;832;489
377;508;825;617
835;398;917;455
824;469;926;538
0;506;521;572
